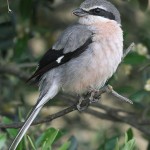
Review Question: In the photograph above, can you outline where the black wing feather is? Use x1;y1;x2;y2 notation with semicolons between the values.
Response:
27;38;92;82
38;49;63;69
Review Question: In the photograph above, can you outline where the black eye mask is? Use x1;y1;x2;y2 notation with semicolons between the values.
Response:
83;8;115;21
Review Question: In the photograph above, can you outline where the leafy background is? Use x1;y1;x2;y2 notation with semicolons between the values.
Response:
0;0;150;149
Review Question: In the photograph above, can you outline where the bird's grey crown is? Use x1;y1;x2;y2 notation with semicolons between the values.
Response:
80;0;121;24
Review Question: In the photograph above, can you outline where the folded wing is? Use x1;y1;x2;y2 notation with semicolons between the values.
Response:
28;24;93;82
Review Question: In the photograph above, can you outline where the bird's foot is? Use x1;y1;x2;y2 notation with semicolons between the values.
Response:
76;87;103;111
88;88;101;104
77;97;89;112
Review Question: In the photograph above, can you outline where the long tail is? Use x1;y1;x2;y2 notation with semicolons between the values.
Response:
9;81;59;150
9;106;42;150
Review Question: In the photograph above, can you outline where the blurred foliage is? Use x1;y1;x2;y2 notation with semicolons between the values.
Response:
1;117;71;150
0;0;150;149
0;117;136;150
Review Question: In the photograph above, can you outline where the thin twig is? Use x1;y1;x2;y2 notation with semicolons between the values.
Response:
122;42;135;60
0;104;77;129
7;0;12;13
103;85;133;104
92;103;135;114
18;63;37;69
0;65;29;81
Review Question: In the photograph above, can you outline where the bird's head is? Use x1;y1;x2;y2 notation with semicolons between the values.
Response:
73;0;121;25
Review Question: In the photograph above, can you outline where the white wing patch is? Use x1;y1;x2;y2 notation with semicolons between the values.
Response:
56;56;64;63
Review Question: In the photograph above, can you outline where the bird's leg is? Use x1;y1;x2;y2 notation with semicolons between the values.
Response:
76;85;105;111
76;96;89;111
88;87;101;103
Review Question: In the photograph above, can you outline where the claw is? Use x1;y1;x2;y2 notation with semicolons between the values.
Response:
76;97;89;111
88;88;101;104
77;104;88;111
89;98;100;104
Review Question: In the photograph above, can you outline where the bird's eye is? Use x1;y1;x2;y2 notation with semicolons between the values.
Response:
93;8;101;14
89;8;106;16
89;7;116;21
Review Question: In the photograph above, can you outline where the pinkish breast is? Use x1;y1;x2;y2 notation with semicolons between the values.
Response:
63;21;123;94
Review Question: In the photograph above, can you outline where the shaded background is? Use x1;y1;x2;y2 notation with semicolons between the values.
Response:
0;0;150;149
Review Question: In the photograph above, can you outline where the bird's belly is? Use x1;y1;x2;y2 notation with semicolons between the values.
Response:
62;42;122;94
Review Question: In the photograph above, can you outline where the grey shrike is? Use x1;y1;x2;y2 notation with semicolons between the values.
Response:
9;0;123;149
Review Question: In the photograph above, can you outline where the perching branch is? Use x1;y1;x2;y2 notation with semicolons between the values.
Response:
0;84;134;129
1;101;150;136
0;83;134;128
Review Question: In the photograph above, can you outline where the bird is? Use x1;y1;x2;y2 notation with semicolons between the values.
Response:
9;0;123;149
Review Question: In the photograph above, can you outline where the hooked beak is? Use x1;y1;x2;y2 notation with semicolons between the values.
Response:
72;8;88;17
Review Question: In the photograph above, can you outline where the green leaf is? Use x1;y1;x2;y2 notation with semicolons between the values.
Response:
122;139;135;150
0;133;6;149
58;141;71;150
130;90;148;102
122;129;135;150
125;129;134;143
124;53;147;65
114;139;119;150
16;134;27;150
2;117;18;138
36;128;59;149
98;136;118;150
27;135;36;150
16;138;25;150
105;137;118;150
